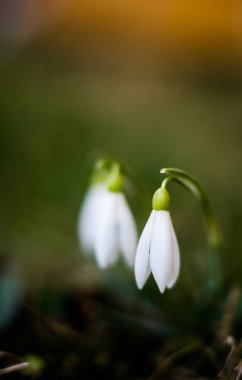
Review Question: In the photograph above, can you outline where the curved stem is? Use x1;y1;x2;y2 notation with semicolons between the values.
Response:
161;167;222;293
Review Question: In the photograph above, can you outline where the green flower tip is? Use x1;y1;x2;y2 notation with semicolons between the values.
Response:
107;164;123;192
152;187;170;211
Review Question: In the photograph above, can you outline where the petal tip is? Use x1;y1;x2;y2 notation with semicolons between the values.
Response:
156;283;166;294
136;280;144;290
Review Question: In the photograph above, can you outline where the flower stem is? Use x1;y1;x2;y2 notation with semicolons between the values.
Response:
161;167;222;294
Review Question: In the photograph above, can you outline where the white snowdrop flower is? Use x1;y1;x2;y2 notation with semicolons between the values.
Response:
94;165;138;269
78;161;138;269
94;191;138;269
77;183;108;254
135;187;180;293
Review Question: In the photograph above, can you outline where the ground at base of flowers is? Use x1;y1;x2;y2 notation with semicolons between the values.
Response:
0;287;242;380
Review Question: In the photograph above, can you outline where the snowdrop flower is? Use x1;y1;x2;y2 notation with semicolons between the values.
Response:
94;165;138;268
135;187;180;293
78;161;138;269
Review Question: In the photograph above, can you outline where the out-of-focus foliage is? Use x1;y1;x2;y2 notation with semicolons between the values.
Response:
0;256;23;327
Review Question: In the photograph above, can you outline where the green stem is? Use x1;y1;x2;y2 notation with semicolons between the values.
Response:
161;168;222;293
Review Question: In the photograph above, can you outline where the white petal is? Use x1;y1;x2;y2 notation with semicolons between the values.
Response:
166;217;180;289
117;194;138;267
77;185;107;254
94;193;119;268
150;211;173;293
134;211;155;289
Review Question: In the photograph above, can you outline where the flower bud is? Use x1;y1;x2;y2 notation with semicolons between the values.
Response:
152;187;170;211
107;165;123;192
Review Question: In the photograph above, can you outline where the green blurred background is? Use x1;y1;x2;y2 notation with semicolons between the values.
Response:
0;0;242;309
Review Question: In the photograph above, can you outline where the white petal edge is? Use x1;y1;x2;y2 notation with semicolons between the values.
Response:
166;217;180;289
94;193;119;268
134;211;155;289
77;185;107;254
117;194;138;267
150;211;173;293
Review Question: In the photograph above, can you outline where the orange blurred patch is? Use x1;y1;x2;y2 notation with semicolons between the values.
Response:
55;0;242;60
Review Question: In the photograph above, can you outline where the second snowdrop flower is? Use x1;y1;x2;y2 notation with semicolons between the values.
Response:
135;187;180;293
95;164;138;269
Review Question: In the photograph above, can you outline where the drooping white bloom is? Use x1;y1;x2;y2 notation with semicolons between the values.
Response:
94;192;138;268
77;184;108;254
135;188;180;293
78;181;138;268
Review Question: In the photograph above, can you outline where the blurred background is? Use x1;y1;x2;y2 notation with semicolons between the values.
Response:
0;1;242;378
